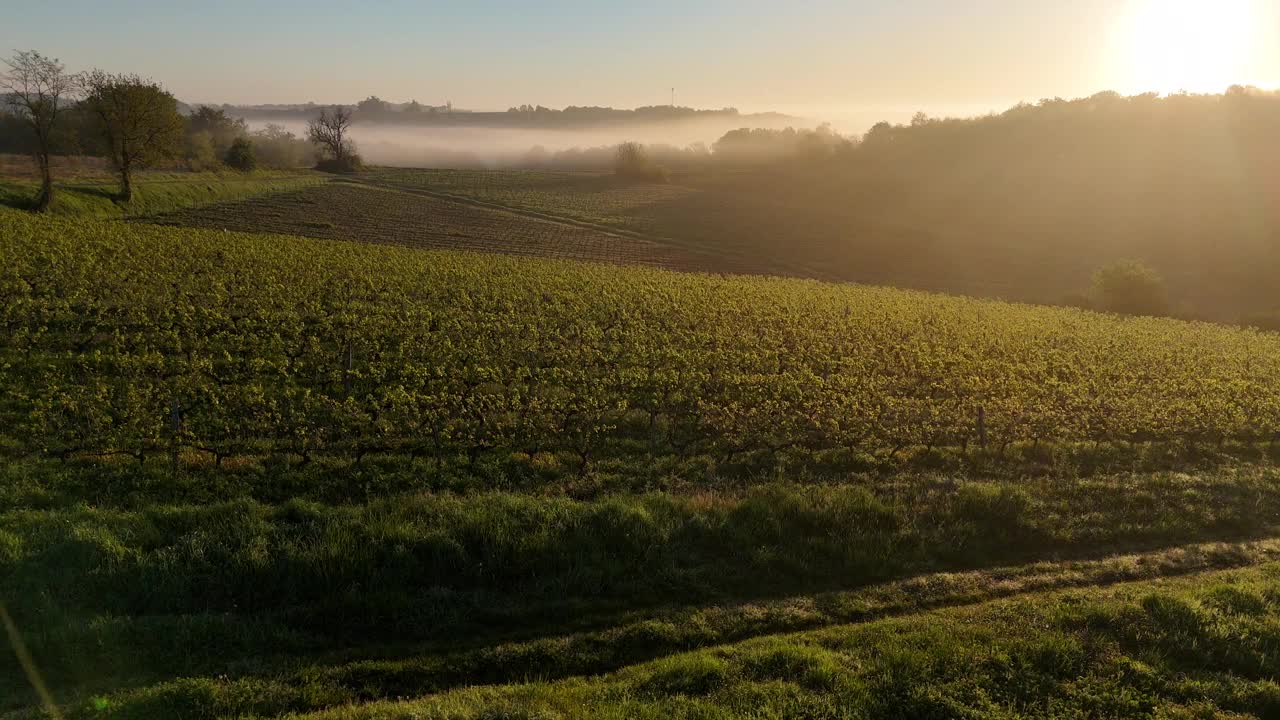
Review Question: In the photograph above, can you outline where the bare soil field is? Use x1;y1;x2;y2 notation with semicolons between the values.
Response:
150;180;740;272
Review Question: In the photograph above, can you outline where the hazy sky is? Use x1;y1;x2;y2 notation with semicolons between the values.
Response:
5;0;1279;130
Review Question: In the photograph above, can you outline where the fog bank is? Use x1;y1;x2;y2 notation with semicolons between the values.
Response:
248;116;814;169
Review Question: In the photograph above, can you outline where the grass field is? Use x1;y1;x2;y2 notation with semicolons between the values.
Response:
0;168;325;219
4;204;1280;717
263;563;1280;719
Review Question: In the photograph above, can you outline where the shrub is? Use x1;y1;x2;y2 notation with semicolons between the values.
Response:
315;153;364;174
250;123;315;168
186;130;220;171
1090;260;1170;317
614;142;669;183
224;137;256;172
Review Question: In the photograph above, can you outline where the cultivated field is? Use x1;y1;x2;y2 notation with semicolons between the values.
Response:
360;168;1040;288
151;181;732;272
364;168;696;232
360;166;1280;321
6;205;1280;717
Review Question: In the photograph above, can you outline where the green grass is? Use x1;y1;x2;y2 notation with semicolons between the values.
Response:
20;561;1280;719
265;563;1280;719
7;469;1280;716
0;170;326;218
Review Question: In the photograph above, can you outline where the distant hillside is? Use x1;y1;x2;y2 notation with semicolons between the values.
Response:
342;88;1280;321
820;87;1280;320
630;88;1280;322
216;99;803;130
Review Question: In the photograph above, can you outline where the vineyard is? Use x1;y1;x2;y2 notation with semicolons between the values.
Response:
6;206;1280;473
9;206;1280;718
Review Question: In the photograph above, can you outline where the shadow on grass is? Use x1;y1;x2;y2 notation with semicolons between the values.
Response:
59;183;122;201
0;182;125;214
17;537;1280;719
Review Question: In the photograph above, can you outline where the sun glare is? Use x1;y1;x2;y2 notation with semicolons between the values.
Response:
1114;0;1263;94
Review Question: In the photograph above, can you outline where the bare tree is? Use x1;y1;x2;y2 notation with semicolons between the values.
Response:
1;50;76;212
307;106;354;164
80;70;185;201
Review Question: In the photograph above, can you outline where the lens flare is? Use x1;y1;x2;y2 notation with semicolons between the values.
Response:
1113;0;1263;94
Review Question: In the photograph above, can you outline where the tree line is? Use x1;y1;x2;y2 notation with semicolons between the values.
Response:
632;89;1280;324
0;50;330;210
230;98;764;129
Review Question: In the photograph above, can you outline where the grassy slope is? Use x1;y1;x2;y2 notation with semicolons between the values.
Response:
14;558;1280;718
0;170;326;218
7;469;1280;717
278;563;1280;720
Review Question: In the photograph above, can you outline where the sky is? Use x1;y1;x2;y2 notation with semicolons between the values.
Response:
4;0;1279;131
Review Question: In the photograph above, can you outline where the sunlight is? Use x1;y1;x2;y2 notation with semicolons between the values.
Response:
1113;0;1262;94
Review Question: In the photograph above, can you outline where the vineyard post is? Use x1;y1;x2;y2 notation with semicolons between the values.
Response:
343;343;354;397
977;405;988;450
169;395;181;476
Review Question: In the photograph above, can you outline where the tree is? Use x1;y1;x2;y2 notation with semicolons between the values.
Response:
307;105;356;169
186;130;219;171
1090;260;1170;317
356;96;391;116
614;141;650;176
251;123;313;168
614;142;668;182
80;70;184;201
224;137;256;171
187;105;246;156
1;51;76;212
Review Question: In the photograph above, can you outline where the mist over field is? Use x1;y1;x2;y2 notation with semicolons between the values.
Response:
247;115;815;168
230;101;1014;169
